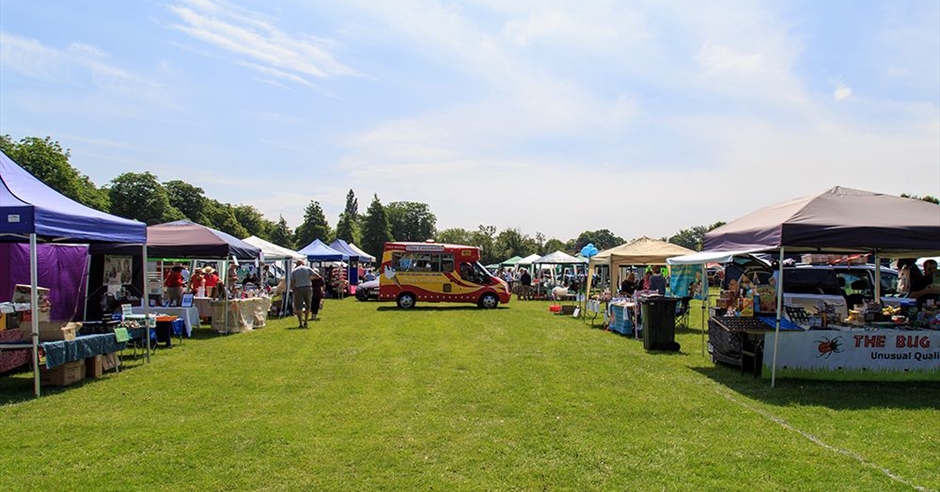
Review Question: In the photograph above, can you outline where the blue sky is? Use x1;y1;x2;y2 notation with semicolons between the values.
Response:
2;0;938;242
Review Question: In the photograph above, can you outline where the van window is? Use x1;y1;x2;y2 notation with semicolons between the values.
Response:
391;252;443;272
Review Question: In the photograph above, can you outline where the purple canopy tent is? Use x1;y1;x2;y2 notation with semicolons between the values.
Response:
1;150;147;397
0;243;89;321
703;186;940;386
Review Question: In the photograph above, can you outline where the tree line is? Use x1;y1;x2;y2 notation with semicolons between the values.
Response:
7;134;936;263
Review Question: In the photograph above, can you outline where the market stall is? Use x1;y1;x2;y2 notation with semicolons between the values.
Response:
91;220;263;336
698;186;940;383
1;150;148;396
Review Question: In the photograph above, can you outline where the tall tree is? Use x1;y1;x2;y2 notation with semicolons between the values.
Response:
667;221;726;251
386;201;437;242
436;227;473;246
269;215;295;249
295;200;332;247
543;238;567;254
204;200;249;238
335;190;361;245
233;204;272;239
109;171;184;225
571;229;624;252
469;225;498;265
494;228;534;260
360;194;393;260
1;134;110;211
165;180;209;224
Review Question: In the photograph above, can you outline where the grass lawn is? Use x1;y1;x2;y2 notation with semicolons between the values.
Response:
1;297;938;491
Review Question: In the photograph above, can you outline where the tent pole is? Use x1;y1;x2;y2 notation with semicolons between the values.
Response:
701;263;707;357
873;250;881;301
30;234;41;397
143;244;151;363
771;246;785;388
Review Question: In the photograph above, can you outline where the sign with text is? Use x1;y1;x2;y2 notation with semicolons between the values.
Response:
763;329;940;381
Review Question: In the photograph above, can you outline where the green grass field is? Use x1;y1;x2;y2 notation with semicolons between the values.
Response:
1;298;937;491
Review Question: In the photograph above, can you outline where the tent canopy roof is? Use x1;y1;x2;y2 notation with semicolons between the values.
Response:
329;239;361;261
534;251;587;265
297;239;348;261
500;255;523;266
1;150;147;243
347;243;375;262
243;235;304;261
515;254;543;266
704;186;940;256
146;221;261;259
591;236;696;266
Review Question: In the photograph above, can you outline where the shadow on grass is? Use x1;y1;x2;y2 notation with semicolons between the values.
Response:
693;364;940;411
0;353;156;405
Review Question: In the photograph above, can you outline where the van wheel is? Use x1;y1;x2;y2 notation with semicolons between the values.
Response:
397;293;416;309
479;293;499;309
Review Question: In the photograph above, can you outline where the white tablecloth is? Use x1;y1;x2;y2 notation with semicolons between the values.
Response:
210;298;272;333
130;306;200;337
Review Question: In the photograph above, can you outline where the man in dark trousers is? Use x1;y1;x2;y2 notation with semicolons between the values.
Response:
519;269;532;301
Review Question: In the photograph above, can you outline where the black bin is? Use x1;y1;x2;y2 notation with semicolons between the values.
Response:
639;295;680;351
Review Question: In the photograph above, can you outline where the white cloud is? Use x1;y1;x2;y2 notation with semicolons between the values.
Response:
166;0;361;86
834;83;852;101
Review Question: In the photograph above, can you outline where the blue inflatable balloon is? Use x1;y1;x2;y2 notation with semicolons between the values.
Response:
580;243;599;258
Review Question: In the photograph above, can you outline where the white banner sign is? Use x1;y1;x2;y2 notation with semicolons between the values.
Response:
764;329;940;380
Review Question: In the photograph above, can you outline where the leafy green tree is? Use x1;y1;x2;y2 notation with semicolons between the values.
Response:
335;190;361;245
360;194;393;260
901;193;940;204
234;204;272;239
571;229;624;252
1;135;110;211
543;238;568;254
165;180;210;224
295;200;332;248
269;215;295;249
494;228;534;260
386;201;437;242
203;200;248;238
109;172;184;224
667;221;726;251
436;228;473;245
469;225;498;265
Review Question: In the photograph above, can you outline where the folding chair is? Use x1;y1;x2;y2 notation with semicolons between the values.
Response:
675;296;692;329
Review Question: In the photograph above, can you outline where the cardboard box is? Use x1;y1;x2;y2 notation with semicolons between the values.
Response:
40;360;85;387
13;284;51;322
101;352;120;371
85;355;104;379
17;321;79;341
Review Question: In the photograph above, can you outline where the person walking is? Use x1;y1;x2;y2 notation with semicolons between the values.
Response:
309;268;326;322
290;259;316;328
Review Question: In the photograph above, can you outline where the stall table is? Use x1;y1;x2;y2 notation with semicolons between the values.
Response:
131;306;198;337
210;297;272;333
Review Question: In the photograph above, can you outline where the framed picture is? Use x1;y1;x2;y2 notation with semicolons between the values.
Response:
149;299;156;307
181;293;194;308
168;298;179;307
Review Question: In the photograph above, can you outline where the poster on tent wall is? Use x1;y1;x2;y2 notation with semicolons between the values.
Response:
669;264;705;299
103;255;133;291
763;330;940;381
